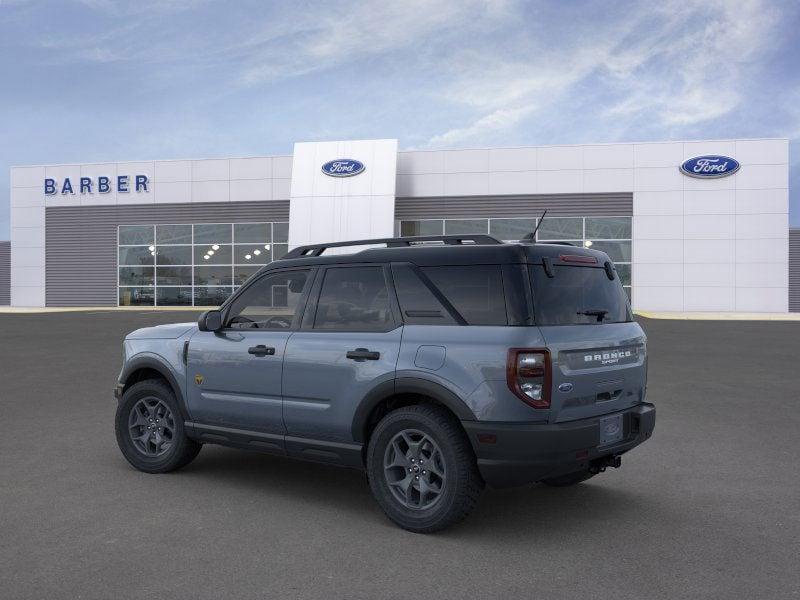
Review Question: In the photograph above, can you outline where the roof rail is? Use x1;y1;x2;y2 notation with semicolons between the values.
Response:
284;234;503;259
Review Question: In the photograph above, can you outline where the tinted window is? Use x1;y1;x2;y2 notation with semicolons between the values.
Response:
391;265;456;325
156;224;192;245
530;265;631;325
444;219;487;235
421;266;507;326
119;225;153;245
314;267;392;331
536;217;582;240
119;246;153;266
194;223;231;244
489;218;536;241
226;270;310;329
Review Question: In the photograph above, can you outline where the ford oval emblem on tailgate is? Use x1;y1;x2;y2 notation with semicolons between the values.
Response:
558;382;574;393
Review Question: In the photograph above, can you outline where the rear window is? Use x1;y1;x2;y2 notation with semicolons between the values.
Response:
530;265;631;325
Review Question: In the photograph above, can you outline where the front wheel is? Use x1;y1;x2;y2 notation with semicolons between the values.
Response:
115;379;201;473
367;405;484;533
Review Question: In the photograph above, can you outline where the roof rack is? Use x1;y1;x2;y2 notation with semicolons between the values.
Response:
284;234;503;259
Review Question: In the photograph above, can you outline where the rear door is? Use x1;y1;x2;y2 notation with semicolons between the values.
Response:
282;264;402;458
530;261;646;424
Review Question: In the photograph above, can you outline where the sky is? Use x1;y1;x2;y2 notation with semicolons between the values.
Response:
1;0;799;237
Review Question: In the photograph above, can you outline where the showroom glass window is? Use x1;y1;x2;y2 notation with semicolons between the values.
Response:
118;222;289;307
397;216;633;298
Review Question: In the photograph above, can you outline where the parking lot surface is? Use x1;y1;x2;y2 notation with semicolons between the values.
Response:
1;311;798;599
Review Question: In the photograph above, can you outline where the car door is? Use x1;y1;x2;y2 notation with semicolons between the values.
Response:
282;264;402;462
186;267;315;438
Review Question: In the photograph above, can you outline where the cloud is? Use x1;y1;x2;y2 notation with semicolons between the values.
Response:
236;0;513;86
428;105;536;147
423;0;788;146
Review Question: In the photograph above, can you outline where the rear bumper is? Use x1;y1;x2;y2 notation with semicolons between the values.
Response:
462;403;655;488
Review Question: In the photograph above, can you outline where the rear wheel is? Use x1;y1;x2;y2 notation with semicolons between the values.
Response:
115;379;201;473
541;470;595;487
367;405;484;533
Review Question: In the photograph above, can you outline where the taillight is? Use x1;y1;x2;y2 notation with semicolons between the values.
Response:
559;254;597;264
506;348;551;409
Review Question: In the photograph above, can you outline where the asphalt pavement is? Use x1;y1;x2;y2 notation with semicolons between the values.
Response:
1;311;798;599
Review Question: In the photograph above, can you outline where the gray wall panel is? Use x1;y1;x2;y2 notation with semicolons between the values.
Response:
0;241;10;306
790;228;800;313
46;201;289;307
394;193;633;219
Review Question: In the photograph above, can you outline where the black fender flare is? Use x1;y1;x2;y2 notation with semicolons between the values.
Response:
350;377;477;443
119;355;190;421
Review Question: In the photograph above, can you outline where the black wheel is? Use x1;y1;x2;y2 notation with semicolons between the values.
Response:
367;404;484;533
541;470;596;487
115;379;201;473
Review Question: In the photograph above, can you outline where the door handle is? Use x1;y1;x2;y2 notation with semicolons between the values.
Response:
346;348;380;361
248;345;276;357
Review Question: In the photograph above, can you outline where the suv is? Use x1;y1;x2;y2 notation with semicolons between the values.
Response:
114;234;655;532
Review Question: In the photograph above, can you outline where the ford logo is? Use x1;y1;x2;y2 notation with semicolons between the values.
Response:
603;420;620;436
680;155;740;179
558;382;574;393
321;159;365;178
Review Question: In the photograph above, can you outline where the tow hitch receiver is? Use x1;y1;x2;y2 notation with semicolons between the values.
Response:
589;455;622;474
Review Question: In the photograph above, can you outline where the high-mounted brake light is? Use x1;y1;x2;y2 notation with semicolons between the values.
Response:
559;254;597;264
506;348;551;409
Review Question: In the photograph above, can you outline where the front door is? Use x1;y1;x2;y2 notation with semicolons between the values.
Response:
186;268;314;435
283;265;402;454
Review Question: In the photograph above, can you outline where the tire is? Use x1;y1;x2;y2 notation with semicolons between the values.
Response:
367;404;484;533
541;470;596;487
115;378;201;474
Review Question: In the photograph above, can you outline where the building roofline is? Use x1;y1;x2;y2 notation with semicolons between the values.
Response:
10;154;294;170
398;137;790;153
9;137;789;170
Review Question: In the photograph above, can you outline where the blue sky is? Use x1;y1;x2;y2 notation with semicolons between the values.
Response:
1;0;799;237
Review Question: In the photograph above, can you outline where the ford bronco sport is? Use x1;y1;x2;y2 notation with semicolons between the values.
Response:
114;234;655;532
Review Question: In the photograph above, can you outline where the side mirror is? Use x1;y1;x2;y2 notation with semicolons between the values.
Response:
198;310;223;332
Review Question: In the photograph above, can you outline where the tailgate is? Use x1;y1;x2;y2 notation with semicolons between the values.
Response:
539;322;647;423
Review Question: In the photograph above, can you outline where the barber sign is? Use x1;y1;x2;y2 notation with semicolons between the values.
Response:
680;156;740;178
321;159;365;177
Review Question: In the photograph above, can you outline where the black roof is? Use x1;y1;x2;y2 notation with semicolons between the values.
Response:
270;235;612;269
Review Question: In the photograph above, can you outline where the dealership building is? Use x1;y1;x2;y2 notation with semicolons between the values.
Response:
3;137;798;312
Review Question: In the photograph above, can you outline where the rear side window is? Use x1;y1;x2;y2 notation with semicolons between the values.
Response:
391;265;457;325
314;266;393;331
530;265;631;325
421;265;507;326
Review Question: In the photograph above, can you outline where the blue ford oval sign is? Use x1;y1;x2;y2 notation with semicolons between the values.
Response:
680;155;740;178
321;159;365;177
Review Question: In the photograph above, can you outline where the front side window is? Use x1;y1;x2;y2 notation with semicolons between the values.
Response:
314;267;393;331
225;270;310;330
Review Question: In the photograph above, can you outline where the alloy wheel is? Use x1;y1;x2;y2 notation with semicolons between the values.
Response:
128;397;175;457
383;429;447;510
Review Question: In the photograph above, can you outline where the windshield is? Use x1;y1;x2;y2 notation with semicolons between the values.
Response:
530;264;632;325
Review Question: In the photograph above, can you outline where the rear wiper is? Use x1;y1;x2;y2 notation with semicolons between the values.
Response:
577;309;608;322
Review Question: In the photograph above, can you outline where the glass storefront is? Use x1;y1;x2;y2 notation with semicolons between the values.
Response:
398;216;633;296
118;222;288;306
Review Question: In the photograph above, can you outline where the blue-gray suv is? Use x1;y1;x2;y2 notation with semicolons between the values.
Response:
114;234;655;532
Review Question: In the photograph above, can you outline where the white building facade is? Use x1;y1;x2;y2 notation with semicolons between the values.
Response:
7;137;792;312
